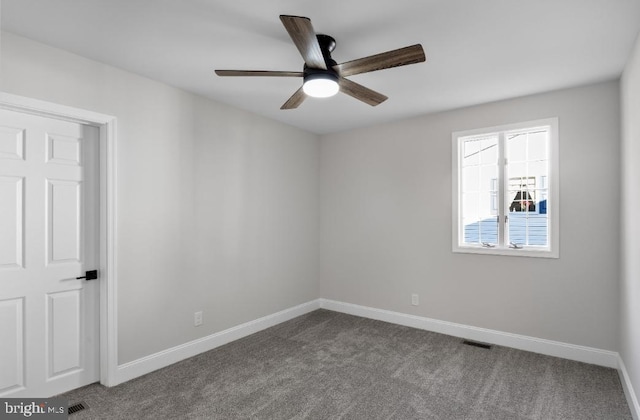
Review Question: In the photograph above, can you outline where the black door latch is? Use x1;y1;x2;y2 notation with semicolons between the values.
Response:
76;270;98;281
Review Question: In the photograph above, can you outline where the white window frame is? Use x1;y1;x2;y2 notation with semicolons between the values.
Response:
452;118;559;258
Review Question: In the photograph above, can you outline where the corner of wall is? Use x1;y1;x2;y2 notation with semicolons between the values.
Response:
619;28;640;420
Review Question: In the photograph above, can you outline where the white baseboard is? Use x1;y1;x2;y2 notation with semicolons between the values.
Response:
114;299;321;385
111;297;638;417
319;299;619;369
619;356;640;420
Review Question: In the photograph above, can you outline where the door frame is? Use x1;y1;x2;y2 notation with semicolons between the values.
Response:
0;92;119;387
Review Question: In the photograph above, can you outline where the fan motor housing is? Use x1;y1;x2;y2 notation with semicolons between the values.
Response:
304;35;338;80
317;34;336;53
314;34;339;72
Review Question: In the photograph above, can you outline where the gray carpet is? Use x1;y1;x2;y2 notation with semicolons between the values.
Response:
62;310;632;419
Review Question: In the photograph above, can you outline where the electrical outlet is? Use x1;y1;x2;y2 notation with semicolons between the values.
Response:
194;311;203;326
411;294;419;306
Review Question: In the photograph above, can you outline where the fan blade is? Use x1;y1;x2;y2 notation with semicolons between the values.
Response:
215;70;303;77
335;44;425;77
338;78;388;106
280;15;327;70
281;87;307;110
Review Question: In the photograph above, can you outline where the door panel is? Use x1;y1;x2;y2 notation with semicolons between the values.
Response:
47;290;82;377
0;176;24;268
47;133;81;166
0;109;99;397
0;298;24;394
48;180;82;264
0;126;24;160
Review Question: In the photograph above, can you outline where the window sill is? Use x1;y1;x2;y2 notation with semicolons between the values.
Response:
452;245;558;258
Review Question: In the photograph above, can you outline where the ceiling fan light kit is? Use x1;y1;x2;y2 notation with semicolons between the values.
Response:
303;72;339;98
215;15;426;109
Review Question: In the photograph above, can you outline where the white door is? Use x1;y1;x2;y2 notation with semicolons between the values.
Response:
0;108;99;397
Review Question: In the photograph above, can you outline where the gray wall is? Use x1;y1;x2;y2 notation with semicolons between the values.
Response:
320;81;621;351
0;32;320;364
621;32;640;408
0;28;629;375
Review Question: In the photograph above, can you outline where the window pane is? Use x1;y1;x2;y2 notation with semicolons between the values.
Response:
507;132;527;161
538;176;549;215
527;161;548;179
460;135;499;246
463;139;481;166
463;192;480;216
528;130;548;161
481;166;497;191
508;161;527;180
480;138;498;164
506;127;550;247
507;176;536;213
464;215;499;245
463;166;480;192
537;188;548;214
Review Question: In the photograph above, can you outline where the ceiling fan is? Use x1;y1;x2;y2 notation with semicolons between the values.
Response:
215;15;426;110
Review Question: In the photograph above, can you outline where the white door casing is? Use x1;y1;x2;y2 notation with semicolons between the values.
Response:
0;92;118;390
0;108;99;397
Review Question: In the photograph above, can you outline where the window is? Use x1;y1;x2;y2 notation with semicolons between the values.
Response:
452;118;559;257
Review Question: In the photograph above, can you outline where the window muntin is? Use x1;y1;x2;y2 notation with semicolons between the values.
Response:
452;118;558;258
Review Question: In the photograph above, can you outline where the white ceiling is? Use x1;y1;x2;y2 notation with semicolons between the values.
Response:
2;0;640;134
